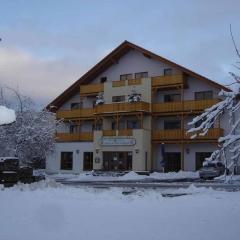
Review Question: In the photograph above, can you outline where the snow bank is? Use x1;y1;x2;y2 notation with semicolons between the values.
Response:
50;170;200;182
0;105;16;125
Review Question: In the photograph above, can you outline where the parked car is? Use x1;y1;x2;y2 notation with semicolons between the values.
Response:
199;161;227;180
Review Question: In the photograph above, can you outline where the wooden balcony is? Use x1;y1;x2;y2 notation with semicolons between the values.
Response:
94;102;150;114
102;129;133;136
80;83;104;96
152;74;185;89
128;78;142;85
152;128;223;142
56;132;93;142
56;108;94;119
152;99;219;115
112;80;126;87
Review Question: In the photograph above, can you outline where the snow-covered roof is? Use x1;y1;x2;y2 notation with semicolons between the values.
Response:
0;106;16;125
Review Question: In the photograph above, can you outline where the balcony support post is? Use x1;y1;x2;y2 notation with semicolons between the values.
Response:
180;83;185;170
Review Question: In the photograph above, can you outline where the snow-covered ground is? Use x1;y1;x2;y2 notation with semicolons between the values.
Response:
50;170;199;182
0;180;240;240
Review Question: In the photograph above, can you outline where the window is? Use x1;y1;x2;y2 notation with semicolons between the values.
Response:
111;121;116;130
164;68;173;76
70;124;78;133
112;95;125;102
195;152;212;170
164;120;181;129
120;74;132;80
100;77;107;83
195;91;213;100
71;102;82;110
60;152;73;170
135;72;148;79
127;120;140;129
164;94;181;102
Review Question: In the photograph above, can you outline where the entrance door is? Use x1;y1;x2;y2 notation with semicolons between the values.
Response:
103;152;132;171
83;152;93;171
195;152;212;170
164;152;181;172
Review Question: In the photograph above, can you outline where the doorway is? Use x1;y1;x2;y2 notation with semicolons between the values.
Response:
83;152;93;171
103;152;132;171
164;152;181;172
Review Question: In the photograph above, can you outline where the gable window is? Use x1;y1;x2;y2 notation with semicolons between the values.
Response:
60;152;73;170
112;95;125;103
164;68;173;76
164;120;181;129
71;102;82;110
135;72;148;79
120;74;132;80
164;94;181;102
100;77;107;83
195;91;213;100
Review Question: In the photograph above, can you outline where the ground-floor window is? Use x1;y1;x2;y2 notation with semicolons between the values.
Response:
103;152;132;171
83;152;93;171
164;152;181;172
60;152;73;170
195;152;212;170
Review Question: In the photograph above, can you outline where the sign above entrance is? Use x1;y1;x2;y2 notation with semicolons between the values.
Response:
100;137;136;146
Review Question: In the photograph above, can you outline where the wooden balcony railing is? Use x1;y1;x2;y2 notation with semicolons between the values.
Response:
112;80;126;87
56;132;93;142
152;128;223;141
80;83;104;96
152;74;185;88
102;130;117;136
128;78;142;85
94;102;150;114
56;108;94;119
152;99;219;114
102;129;134;136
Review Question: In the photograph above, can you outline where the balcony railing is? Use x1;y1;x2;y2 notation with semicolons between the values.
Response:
112;80;126;87
152;99;219;114
152;128;223;141
152;74;185;88
56;108;94;119
80;83;104;96
56;132;93;142
128;78;142;85
94;101;150;114
102;129;133;136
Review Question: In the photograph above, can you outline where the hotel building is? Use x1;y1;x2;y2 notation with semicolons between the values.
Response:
46;41;229;174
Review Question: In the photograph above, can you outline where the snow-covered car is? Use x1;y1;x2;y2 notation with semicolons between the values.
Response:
199;162;226;180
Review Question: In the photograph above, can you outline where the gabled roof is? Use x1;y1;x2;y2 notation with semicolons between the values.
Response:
47;40;230;110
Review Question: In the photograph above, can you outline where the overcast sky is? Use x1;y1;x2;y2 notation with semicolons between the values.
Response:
0;0;240;107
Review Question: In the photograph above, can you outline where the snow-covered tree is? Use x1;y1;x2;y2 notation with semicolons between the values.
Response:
0;87;57;167
188;30;240;174
128;89;141;103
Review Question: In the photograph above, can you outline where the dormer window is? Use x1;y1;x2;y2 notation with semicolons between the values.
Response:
135;72;148;79
164;68;173;76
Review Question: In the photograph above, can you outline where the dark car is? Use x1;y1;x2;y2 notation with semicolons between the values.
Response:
199;162;226;180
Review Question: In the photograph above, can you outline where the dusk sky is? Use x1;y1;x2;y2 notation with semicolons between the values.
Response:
0;0;240;107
